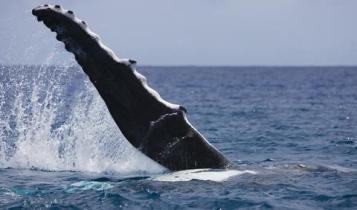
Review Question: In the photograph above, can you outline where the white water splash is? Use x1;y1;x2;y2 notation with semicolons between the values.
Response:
0;65;165;174
152;169;256;182
66;181;113;192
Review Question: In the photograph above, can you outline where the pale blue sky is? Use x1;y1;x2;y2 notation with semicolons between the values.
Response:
0;0;356;66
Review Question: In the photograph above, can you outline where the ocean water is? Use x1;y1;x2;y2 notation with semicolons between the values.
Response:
0;65;356;209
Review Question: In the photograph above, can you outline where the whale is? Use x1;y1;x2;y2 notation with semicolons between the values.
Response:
32;4;232;171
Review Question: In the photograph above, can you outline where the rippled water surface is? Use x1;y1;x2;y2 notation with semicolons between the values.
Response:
0;65;356;209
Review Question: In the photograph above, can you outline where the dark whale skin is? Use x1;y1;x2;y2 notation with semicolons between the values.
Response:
32;4;232;171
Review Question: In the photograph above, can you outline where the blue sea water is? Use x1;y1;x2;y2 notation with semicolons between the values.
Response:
0;65;356;209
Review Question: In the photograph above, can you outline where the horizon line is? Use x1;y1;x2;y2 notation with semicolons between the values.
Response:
1;63;357;68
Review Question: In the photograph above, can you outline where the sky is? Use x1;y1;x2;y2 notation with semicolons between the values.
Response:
0;0;356;66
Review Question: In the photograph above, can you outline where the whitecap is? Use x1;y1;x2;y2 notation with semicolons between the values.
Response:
152;169;256;182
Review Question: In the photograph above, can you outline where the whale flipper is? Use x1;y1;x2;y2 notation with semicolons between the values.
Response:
32;5;231;171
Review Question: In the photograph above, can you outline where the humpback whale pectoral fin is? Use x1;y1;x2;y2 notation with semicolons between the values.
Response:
32;4;232;171
141;111;229;171
140;111;190;159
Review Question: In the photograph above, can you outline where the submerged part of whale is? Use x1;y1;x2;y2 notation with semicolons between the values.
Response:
32;5;232;171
